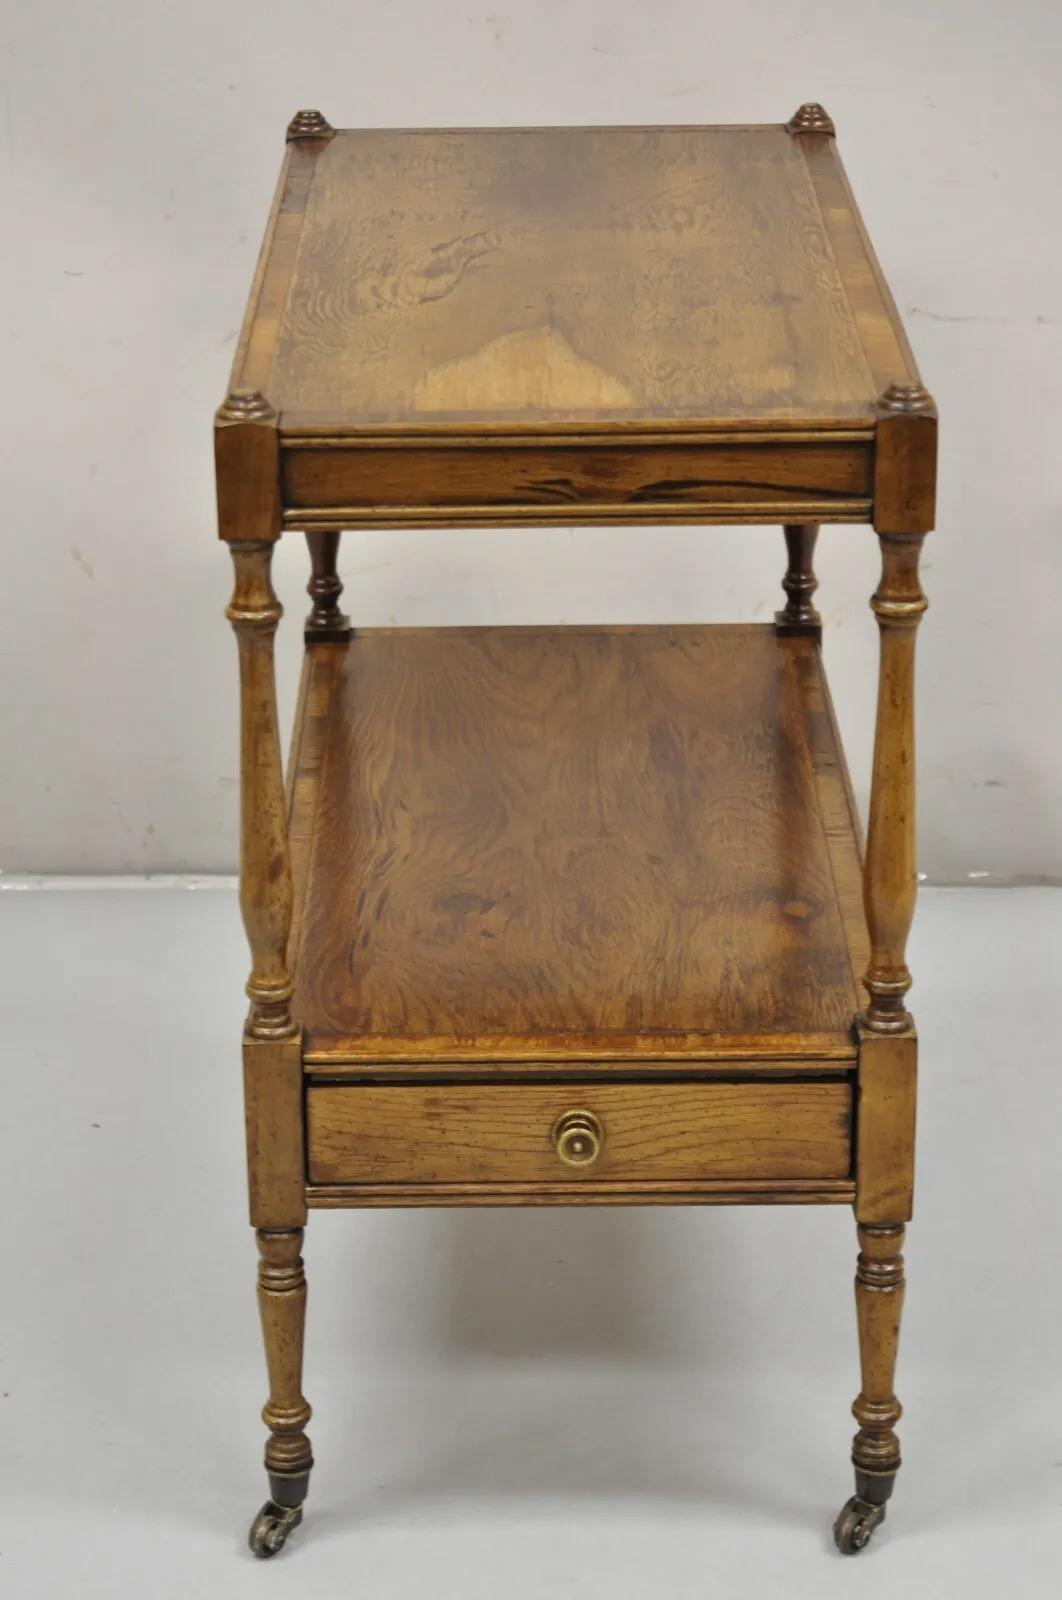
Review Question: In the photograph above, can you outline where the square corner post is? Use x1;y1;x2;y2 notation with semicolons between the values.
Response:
836;379;936;1552
216;388;314;1550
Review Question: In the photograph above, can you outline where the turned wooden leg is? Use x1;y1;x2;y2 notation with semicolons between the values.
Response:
862;532;927;1031
249;1227;313;1557
226;539;311;1556
834;1222;906;1554
304;531;351;641
774;522;821;636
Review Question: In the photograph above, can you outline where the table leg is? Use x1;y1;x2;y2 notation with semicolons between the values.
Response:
774;522;821;636
304;531;351;641
838;523;925;1552
249;1229;314;1557
226;538;312;1555
834;1223;906;1553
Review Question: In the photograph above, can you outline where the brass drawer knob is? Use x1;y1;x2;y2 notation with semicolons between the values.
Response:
551;1109;603;1168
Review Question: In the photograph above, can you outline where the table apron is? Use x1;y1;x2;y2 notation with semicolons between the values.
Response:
280;436;874;528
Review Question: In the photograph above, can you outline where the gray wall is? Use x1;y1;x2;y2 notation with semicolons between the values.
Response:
2;1;1059;877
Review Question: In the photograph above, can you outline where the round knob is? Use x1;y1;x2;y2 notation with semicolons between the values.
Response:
551;1109;603;1168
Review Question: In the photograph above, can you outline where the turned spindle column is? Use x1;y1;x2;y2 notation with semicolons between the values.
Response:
226;536;313;1544
835;1223;907;1551
304;531;351;641
861;530;927;1033
226;540;296;1042
852;1223;906;1495
217;194;320;1552
838;380;934;1552
256;1229;314;1500
774;522;821;636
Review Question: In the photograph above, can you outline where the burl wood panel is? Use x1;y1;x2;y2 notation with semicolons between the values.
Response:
306;1082;853;1186
289;625;865;1063
270;127;875;430
281;437;873;523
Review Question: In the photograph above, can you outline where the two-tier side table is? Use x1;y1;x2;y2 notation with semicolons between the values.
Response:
215;106;936;1559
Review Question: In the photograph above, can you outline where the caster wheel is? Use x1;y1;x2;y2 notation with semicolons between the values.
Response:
833;1494;886;1554
249;1499;303;1558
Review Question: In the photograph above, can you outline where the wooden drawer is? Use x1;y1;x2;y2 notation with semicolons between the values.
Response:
306;1081;852;1188
282;438;873;527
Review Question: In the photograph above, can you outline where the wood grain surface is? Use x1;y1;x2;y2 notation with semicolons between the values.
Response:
219;120;935;537
268;126;875;430
306;1081;853;1185
281;436;873;525
288;624;865;1063
855;1026;916;1222
304;1179;856;1208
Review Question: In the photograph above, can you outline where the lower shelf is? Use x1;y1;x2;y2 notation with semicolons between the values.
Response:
287;623;868;1070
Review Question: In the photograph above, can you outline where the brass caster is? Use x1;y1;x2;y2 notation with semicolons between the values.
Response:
249;1499;303;1558
833;1494;886;1554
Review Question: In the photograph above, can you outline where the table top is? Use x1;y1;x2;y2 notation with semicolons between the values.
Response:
288;624;867;1067
226;110;925;439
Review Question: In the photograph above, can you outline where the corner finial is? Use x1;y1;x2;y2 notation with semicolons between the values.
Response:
876;381;934;416
787;103;836;137
216;388;275;424
286;109;334;143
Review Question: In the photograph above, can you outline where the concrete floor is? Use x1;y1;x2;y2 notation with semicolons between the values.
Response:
1;885;1059;1597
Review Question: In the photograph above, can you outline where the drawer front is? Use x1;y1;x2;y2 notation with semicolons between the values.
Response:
283;439;873;526
306;1082;852;1187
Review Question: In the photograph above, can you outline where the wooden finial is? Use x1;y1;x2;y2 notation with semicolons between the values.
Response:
216;388;275;425
787;102;836;137
286;109;334;143
876;381;934;416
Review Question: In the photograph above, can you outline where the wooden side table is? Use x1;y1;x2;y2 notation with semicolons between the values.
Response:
215;106;936;1559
